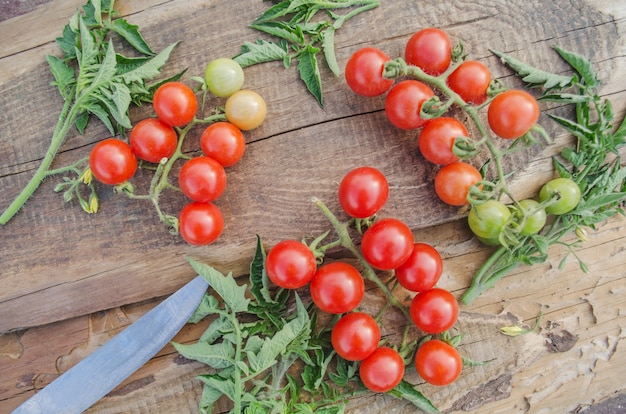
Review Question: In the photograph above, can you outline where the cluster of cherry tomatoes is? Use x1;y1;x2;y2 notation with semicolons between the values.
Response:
87;58;267;246
265;166;462;392
345;28;581;246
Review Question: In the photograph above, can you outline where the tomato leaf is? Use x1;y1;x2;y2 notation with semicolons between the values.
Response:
233;39;289;67
250;21;305;45
490;49;573;90
389;380;440;413
46;55;76;100
553;45;599;89
321;26;340;76
297;45;324;107
188;257;250;313
249;235;276;306
110;18;155;55
173;340;235;370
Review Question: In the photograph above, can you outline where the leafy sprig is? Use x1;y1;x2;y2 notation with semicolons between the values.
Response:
233;0;380;107
0;0;181;224
460;47;626;304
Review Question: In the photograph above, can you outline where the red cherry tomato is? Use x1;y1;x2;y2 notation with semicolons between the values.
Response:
310;262;364;314
404;28;452;75
447;60;492;105
338;166;389;219
265;240;316;289
331;312;380;361
129;118;178;163
89;138;137;185
152;82;198;127
361;218;414;270
200;122;246;167
385;80;435;130
418;117;468;165
345;47;394;97
394;243;443;292
410;288;459;334
178;202;224;246
415;339;462;386
359;347;405;393
434;162;482;206
178;156;227;203
488;90;540;139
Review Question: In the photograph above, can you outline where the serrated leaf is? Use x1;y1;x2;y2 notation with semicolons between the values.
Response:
254;0;291;23
233;39;289;68
297;45;323;107
491;49;573;90
538;93;591;104
200;314;233;343
197;373;237;402
188;294;220;323
388;380;440;413
86;102;115;134
173;341;235;369
553;45;598;89
248;294;310;373
572;192;626;216
199;383;223;414
119;42;179;84
549;114;594;140
110;18;155;55
250;21;305;44
56;21;78;57
249;235;275;306
188;257;250;313
321;26;340;76
46;55;76;100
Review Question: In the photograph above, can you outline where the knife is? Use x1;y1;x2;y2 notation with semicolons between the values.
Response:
13;275;209;414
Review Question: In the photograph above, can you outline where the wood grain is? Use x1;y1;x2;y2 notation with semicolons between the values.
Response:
0;0;625;413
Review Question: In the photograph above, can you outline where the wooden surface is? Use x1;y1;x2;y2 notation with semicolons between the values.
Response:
1;0;625;413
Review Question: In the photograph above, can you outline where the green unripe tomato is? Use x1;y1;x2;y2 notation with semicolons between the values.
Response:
205;58;245;98
517;199;547;236
539;178;581;215
468;199;511;240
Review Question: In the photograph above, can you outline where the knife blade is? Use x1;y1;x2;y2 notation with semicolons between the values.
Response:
13;275;209;414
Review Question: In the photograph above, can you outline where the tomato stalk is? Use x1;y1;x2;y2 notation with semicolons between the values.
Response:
311;197;411;321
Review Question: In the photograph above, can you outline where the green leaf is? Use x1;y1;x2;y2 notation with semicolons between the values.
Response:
74;111;90;134
187;257;250;313
197;373;237;402
173;340;235;369
553;45;598;89
188;294;220;323
572;192;626;217
110;18;155;55
248;294;310;373
86;102;115;134
490;49;573;90
297;45;323;107
321;26;340;76
388;380;440;413
250;21;305;45
46;55;76;100
200;313;233;343
549;114;594;141
233;39;289;68
56;23;79;57
254;0;291;23
119;42;179;84
249;235;275;306
199;383;223;414
538;93;591;104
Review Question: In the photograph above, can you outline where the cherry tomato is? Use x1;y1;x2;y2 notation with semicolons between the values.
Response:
410;288;459;334
404;28;452;76
178;202;224;246
385;80;435;130
89;138;137;185
225;89;267;131
418;117;468;165
205;58;244;98
310;262;364;314
539;177;581;215
345;47;394;97
468;199;511;240
153;82;197;127
516;199;547;236
394;243;443;292
178;156;227;203
488;90;539;139
331;312;380;361
200;122;246;167
434;162;482;206
129;118;178;163
338;166;389;218
265;240;316;289
415;339;462;386
359;347;405;393
361;218;414;270
447;60;491;104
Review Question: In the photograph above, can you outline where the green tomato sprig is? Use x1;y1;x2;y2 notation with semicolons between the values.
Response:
461;47;626;304
233;0;380;107
0;0;182;225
